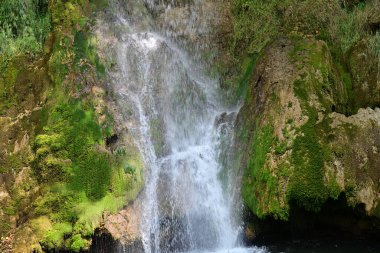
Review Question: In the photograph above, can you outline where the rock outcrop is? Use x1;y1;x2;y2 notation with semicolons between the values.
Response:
236;34;380;226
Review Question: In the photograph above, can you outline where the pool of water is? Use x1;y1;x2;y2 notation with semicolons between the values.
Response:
265;239;380;253
90;238;380;253
186;247;267;253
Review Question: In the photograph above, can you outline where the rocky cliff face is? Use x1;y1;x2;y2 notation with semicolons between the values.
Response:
0;1;144;252
235;34;380;240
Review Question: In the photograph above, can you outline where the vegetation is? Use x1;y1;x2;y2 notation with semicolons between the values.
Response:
0;0;378;250
235;0;380;217
0;0;143;252
0;0;51;57
232;0;378;56
242;124;289;220
231;0;379;103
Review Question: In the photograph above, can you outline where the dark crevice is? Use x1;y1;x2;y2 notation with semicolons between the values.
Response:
105;134;118;147
243;193;380;246
89;230;121;253
89;229;144;253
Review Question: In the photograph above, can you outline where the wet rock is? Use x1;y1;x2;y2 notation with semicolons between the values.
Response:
158;213;219;252
214;111;236;128
103;205;142;246
236;34;380;222
348;39;380;110
158;215;191;253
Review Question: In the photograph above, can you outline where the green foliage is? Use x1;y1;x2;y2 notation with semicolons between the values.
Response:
34;188;78;222
47;0;106;87
0;61;19;114
336;6;367;53
30;96;143;251
40;222;73;250
71;234;90;252
232;0;284;54
274;141;287;155
231;0;376;62
0;0;51;56
0;0;135;252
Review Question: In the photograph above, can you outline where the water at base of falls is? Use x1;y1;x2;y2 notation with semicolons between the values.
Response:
185;248;267;253
102;1;258;253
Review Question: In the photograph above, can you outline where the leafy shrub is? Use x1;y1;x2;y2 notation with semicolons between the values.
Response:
231;0;375;56
335;2;368;52
0;0;51;56
232;0;284;54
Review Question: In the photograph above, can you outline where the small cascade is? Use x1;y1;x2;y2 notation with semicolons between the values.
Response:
97;1;267;253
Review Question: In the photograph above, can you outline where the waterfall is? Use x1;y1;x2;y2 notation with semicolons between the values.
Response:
96;1;267;252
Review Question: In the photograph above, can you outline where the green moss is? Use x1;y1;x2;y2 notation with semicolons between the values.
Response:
89;0;109;11
34;162;142;251
373;202;380;218
290;36;334;111
71;234;90;252
73;31;105;78
288;100;334;212
40;222;73;250
0;61;19;114
30;95;143;250
236;53;259;100
289;118;329;211
274;141;287;155
242;124;273;216
233;0;379;225
242;124;288;220
0;1;143;251
286;36;343;211
149;118;166;156
34;188;78;222
326;170;341;200
339;65;353;97
0;152;29;174
293;79;309;101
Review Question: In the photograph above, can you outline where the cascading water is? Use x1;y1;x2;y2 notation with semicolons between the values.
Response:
99;1;267;253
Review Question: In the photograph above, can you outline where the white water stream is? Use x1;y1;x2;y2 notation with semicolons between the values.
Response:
103;1;267;253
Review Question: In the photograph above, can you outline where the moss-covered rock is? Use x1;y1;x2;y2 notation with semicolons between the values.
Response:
327;108;380;215
348;38;380;111
236;35;380;222
0;1;144;252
